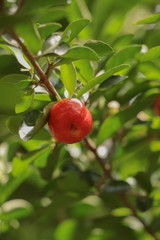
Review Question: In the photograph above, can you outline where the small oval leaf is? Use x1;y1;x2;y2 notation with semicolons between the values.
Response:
102;180;131;193
60;63;77;97
37;22;62;39
19;102;55;141
0;44;31;69
135;12;160;24
106;45;142;70
61;46;99;61
84;40;113;57
141;46;160;62
62;19;90;43
76;64;129;98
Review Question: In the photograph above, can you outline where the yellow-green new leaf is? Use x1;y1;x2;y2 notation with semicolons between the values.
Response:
135;12;160;24
60;63;77;97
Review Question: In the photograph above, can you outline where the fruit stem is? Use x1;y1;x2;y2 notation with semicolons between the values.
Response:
10;30;61;100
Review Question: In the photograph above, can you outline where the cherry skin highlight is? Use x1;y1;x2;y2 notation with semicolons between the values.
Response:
48;98;93;144
154;95;160;116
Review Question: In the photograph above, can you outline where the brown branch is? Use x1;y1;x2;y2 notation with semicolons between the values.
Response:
85;137;158;240
10;30;61;100
16;0;25;13
0;0;5;13
119;194;159;240
45;62;53;79
84;137;112;179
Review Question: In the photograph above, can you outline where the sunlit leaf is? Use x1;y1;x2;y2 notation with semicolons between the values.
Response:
16;21;42;54
0;44;31;69
61;46;99;60
60;63;77;97
106;45;141;69
41;33;70;56
76;64;129;98
37;22;62;39
74;59;94;84
19;102;55;141
141;46;160;62
15;90;34;114
62;19;90;43
0;199;33;221
84;40;113;57
54;219;78;240
135;12;160;24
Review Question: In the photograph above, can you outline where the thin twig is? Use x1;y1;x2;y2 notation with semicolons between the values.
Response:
45;62;53;79
85;137;159;240
84;137;112;179
119;193;159;240
10;30;61;100
16;0;25;13
0;0;5;13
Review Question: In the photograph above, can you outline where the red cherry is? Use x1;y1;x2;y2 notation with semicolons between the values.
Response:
48;98;93;144
154;95;160;116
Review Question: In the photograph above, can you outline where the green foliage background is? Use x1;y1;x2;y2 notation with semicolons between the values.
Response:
0;0;160;239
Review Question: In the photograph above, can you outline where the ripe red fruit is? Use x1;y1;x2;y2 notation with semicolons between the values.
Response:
48;98;93;144
154;95;160;116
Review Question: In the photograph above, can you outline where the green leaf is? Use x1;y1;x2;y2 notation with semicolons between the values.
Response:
141;46;160;62
0;82;22;115
34;94;52;101
37;23;62;39
61;46;99;60
0;15;28;30
76;64;129;98
16;21;42;54
135;12;160;24
135;172;152;194
19;102;55;141
139;62;160;80
0;44;31;69
103;180;131;193
0;74;31;86
137;197;153;212
54;219;78;240
41;33;69;56
37;7;67;24
57;171;90;194
84;40;113;57
106;45;141;69
7;116;24;136
12;145;53;176
60;63;77;97
0;199;33;221
97;95;155;146
0;171;31;204
74;59;94;84
62;19;90;43
15;90;34;114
